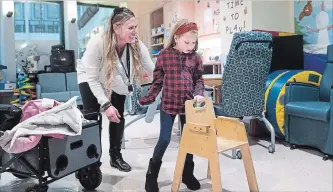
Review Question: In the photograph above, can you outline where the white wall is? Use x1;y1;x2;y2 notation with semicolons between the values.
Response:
127;1;164;18
0;2;2;69
219;0;295;56
252;0;294;33
1;1;16;82
220;0;253;55
64;1;78;60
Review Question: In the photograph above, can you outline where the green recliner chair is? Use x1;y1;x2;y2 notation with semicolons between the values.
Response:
284;44;333;160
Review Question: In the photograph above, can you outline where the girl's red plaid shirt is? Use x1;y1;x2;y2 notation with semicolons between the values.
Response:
139;48;204;115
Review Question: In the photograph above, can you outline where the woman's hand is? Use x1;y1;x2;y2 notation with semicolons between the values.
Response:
105;106;121;123
194;95;205;103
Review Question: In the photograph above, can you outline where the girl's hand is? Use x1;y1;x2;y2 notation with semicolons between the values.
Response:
194;95;205;103
138;96;154;106
138;99;151;107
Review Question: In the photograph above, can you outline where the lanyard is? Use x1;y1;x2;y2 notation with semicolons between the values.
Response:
118;44;131;84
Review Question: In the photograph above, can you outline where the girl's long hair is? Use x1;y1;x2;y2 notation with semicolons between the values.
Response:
165;19;198;51
103;8;144;98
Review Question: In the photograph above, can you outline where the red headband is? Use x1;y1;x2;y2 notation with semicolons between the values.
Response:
175;22;198;35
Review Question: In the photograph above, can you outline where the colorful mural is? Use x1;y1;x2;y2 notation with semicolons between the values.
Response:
294;0;333;73
295;0;333;54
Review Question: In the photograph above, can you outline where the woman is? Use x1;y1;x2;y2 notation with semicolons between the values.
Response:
76;7;154;172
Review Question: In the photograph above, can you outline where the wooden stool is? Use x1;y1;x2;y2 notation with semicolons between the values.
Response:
171;98;259;192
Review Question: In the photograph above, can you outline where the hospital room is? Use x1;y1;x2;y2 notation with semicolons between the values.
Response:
0;0;332;191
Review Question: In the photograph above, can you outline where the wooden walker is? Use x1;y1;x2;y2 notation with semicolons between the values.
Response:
171;98;259;192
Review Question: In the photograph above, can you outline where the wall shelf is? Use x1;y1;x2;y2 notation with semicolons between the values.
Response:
150;7;164;57
151;32;164;38
151;43;164;47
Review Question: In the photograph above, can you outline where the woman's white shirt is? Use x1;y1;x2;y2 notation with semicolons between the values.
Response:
76;33;154;106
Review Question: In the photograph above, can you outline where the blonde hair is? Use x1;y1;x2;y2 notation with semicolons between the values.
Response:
165;19;199;51
103;8;144;98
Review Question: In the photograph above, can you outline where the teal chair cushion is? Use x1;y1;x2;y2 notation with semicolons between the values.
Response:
285;101;330;122
319;44;333;102
41;92;71;102
327;44;333;63
66;72;79;91
38;73;66;93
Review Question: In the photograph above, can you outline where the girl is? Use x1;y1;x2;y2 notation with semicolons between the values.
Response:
138;19;205;192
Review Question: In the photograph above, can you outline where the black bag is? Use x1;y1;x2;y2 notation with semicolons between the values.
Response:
0;104;22;132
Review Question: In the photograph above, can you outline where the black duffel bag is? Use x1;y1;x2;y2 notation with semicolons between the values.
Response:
0;104;22;132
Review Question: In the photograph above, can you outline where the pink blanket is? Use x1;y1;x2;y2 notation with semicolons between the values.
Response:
0;97;83;154
10;99;65;152
20;98;61;122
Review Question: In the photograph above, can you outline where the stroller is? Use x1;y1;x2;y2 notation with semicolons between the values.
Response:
0;102;103;192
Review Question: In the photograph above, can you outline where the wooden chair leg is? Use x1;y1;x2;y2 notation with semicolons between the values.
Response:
241;144;259;192
207;161;211;179
209;153;222;192
171;151;187;192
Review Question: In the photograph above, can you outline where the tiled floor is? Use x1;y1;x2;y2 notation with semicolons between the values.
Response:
0;113;332;192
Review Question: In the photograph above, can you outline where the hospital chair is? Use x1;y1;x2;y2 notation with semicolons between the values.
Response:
215;31;276;158
284;44;333;160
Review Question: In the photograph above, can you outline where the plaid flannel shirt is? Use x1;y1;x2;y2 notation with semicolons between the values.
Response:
139;48;204;115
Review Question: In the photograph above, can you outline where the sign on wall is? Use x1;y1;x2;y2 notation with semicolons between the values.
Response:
220;0;252;54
